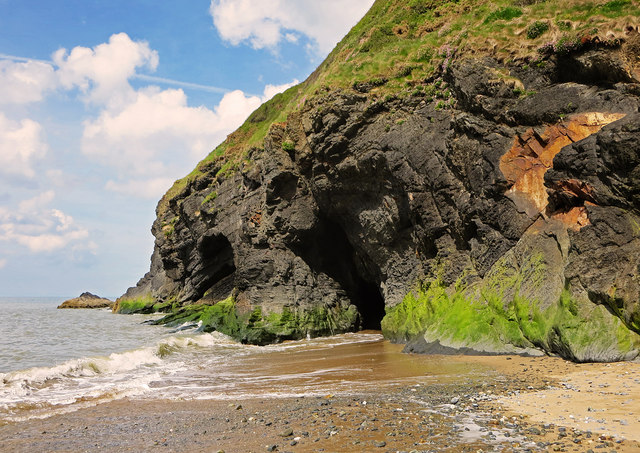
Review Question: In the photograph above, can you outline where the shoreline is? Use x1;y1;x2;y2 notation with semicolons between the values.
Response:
2;354;639;452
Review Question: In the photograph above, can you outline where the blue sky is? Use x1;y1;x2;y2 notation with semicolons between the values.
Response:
0;0;374;297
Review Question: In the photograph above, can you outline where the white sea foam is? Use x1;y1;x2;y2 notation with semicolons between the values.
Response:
0;331;236;421
0;307;394;424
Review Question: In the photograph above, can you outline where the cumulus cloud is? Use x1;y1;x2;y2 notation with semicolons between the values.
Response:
0;59;57;104
263;79;299;100
53;32;158;107
0;113;48;179
0;191;91;254
82;79;297;199
105;178;177;199
81;87;262;198
2;31;301;202
210;0;374;54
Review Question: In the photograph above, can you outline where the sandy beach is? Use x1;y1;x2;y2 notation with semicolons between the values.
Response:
2;353;639;452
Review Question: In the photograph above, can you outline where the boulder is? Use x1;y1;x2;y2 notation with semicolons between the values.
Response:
58;292;114;309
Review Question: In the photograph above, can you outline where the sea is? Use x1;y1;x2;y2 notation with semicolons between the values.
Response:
0;297;487;426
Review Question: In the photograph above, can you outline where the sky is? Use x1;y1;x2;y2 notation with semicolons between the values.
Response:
0;0;375;297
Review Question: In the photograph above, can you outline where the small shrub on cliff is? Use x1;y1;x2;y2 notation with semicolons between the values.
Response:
281;140;295;152
527;21;549;39
538;35;583;56
484;7;523;24
601;0;632;14
201;191;218;206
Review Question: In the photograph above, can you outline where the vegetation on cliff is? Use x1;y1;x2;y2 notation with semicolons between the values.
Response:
158;0;640;215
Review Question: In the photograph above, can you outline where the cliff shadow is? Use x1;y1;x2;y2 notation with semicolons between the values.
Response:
195;234;236;302
292;216;386;330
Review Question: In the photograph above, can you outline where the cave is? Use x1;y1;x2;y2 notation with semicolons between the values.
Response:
352;273;387;330
293;216;386;330
194;234;236;301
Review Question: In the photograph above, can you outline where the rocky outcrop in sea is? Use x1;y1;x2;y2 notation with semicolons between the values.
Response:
58;292;113;309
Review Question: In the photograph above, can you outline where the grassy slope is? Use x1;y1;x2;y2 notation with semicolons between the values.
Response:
158;0;639;215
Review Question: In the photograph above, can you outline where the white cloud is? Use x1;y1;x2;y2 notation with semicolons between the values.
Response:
262;79;298;101
0;113;48;179
0;258;6;269
210;0;374;54
18;190;55;212
0;191;91;254
0;59;57;104
81;77;300;199
1;31;301;204
53;32;158;107
81;87;264;198
105;178;176;199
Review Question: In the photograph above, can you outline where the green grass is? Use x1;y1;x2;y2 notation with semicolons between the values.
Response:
201;191;218;206
484;6;523;23
527;20;550;39
281;140;295;152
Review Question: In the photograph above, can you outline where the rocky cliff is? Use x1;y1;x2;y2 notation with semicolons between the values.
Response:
116;0;640;361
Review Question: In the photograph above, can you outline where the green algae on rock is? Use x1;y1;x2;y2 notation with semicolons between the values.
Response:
150;295;359;345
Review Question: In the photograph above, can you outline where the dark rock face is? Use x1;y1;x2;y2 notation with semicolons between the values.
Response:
58;292;113;309
121;48;640;360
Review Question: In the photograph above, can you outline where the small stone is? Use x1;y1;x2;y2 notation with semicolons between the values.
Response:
451;396;460;405
266;445;277;452
373;440;386;448
279;428;294;437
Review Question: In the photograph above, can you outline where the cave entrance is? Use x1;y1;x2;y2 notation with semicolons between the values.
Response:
353;275;386;330
195;234;236;301
295;216;386;331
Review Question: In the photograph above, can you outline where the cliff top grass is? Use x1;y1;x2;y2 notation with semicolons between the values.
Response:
158;0;639;215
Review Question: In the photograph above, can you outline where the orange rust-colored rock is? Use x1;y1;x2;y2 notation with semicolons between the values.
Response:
552;206;591;231
500;112;626;228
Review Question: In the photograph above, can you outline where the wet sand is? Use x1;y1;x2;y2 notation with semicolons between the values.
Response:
1;353;639;452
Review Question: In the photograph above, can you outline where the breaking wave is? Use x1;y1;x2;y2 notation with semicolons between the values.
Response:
0;331;235;422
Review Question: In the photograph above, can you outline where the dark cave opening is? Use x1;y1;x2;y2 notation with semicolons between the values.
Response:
294;216;386;330
353;275;387;330
196;234;236;301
